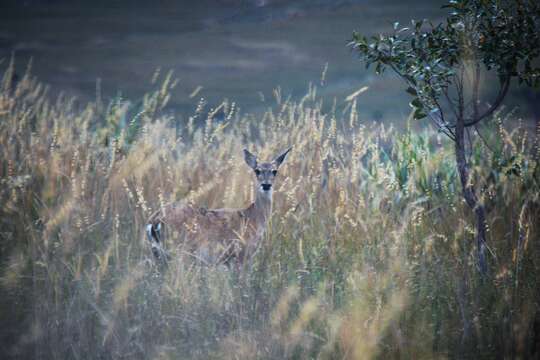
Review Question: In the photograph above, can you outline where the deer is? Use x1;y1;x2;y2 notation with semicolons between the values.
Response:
146;147;292;267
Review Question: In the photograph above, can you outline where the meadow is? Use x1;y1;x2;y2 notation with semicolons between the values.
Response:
0;61;539;359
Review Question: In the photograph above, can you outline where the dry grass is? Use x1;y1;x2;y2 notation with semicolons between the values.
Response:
0;60;539;359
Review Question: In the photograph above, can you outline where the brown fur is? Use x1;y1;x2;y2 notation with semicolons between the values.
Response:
146;147;291;265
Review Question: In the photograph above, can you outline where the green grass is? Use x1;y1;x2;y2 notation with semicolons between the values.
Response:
0;61;539;359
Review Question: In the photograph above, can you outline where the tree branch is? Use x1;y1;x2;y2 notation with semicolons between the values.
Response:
463;76;510;127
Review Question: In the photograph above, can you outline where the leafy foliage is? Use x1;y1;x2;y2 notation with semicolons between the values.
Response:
349;0;540;125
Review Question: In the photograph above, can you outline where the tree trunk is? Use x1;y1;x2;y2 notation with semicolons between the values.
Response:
455;115;488;275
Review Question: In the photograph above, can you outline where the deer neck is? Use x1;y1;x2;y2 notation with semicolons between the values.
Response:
252;187;273;223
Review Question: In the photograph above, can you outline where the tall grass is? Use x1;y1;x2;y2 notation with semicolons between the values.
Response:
1;61;539;359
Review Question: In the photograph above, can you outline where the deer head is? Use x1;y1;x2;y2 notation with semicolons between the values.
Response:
243;147;292;200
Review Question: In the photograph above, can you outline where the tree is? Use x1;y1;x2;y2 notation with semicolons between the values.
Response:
349;0;540;275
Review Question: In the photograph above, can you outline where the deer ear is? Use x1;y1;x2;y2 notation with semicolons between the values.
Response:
273;147;292;168
243;149;258;169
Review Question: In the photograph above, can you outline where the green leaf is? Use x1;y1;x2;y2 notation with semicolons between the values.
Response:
413;109;427;120
406;87;418;96
410;98;423;108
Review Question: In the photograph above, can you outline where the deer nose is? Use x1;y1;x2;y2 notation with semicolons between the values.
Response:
261;184;272;191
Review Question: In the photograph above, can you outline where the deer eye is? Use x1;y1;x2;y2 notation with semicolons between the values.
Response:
254;169;261;176
272;170;277;176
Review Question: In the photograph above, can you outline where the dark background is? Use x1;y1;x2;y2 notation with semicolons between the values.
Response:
0;0;538;123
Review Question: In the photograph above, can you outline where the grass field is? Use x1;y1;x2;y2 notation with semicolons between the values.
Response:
0;61;539;359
